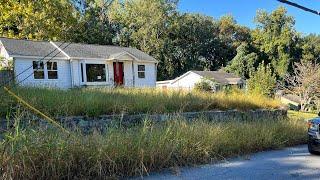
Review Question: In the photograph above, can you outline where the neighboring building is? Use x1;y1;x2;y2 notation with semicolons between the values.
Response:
0;38;157;89
276;91;301;110
157;70;245;91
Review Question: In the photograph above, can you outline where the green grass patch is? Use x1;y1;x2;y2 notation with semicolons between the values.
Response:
0;117;306;179
0;87;282;117
288;110;317;120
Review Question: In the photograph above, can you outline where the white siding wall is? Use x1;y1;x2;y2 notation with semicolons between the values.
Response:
70;60;81;87
14;58;72;89
170;72;202;90
123;61;134;87
134;62;156;87
13;58;156;89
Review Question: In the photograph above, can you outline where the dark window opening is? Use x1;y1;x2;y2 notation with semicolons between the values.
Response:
80;63;84;82
33;61;44;79
86;64;106;82
138;65;145;78
47;62;58;79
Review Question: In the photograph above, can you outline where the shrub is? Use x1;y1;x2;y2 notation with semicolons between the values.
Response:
194;78;213;92
247;63;276;97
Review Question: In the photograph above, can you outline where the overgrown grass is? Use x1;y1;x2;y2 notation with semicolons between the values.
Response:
0;116;306;179
0;87;281;117
288;110;318;120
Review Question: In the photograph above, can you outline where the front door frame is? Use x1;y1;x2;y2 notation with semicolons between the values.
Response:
113;62;124;86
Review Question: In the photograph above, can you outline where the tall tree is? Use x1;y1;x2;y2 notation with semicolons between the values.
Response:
225;43;259;79
252;7;300;78
0;0;79;41
71;0;117;44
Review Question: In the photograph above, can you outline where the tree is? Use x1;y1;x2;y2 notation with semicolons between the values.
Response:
301;34;320;63
70;0;117;44
281;61;320;111
225;43;259;79
0;0;80;41
252;7;300;78
247;63;276;97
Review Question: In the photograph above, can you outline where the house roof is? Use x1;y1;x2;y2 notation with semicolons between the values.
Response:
191;71;244;85
0;38;66;58
167;71;244;85
0;37;157;62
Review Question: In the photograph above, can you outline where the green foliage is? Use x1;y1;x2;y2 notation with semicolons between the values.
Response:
0;87;281;117
225;43;259;78
247;63;276;97
1;116;306;179
0;0;80;41
252;7;300;78
194;78;214;92
0;1;318;87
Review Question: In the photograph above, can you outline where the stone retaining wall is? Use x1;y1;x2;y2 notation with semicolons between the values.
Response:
1;109;287;133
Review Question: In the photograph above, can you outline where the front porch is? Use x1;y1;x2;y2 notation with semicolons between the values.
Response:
78;60;135;87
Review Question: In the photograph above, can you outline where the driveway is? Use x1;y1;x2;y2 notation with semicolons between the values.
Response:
140;145;320;180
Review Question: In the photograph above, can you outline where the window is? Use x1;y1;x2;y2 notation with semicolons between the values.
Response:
47;62;58;79
80;63;84;82
86;64;106;82
33;61;44;79
138;65;145;78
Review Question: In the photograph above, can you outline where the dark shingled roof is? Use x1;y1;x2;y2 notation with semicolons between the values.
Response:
0;38;157;62
0;38;65;58
191;71;244;84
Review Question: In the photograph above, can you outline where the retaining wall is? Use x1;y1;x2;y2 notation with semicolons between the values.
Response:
0;109;287;133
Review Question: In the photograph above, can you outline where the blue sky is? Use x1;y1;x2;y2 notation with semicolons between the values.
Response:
178;0;320;35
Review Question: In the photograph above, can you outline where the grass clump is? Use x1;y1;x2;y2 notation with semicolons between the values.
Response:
0;117;306;179
0;87;281;117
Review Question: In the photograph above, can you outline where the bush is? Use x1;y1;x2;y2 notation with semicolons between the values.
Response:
0;116;306;179
247;63;276;97
194;78;213;92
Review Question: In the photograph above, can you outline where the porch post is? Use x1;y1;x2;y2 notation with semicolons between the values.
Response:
132;61;135;87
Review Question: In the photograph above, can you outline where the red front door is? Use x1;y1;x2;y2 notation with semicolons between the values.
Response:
113;62;124;86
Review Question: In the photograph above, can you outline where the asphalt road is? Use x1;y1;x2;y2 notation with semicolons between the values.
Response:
140;145;320;180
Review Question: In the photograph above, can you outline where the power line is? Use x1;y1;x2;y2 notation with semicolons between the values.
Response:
13;42;72;88
1;41;67;87
277;0;320;16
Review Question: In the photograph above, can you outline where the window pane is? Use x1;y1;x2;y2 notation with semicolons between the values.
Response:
138;65;145;71
33;61;44;70
47;62;57;70
86;64;106;82
34;71;44;79
48;71;58;79
138;72;145;78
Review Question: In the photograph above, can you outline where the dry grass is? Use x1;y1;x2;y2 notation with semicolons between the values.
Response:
0;115;306;179
0;87;282;117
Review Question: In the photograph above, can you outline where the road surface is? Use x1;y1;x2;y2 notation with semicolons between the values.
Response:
140;145;320;180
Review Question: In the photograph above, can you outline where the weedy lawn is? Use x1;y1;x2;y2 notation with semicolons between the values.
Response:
0;116;306;179
0;87;281;117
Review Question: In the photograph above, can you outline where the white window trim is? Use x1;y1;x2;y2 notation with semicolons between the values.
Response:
137;64;145;79
81;61;110;85
33;60;58;81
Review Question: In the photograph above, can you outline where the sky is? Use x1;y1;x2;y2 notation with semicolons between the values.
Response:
178;0;320;35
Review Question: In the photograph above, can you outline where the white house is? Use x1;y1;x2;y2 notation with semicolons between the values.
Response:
0;38;157;89
157;71;245;91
